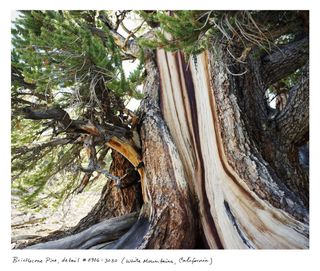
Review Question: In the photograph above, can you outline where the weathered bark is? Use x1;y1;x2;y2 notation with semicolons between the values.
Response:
66;150;142;234
261;36;309;86
276;68;309;146
105;52;196;249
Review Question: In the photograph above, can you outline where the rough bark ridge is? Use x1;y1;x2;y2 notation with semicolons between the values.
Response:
157;48;308;249
66;151;141;233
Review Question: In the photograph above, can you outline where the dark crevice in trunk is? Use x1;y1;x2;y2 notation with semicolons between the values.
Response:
223;200;254;249
177;52;224;249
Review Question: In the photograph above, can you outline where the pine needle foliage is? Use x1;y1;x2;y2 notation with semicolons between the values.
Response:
11;11;145;211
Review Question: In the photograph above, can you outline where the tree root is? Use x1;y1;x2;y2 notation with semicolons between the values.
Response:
24;212;138;249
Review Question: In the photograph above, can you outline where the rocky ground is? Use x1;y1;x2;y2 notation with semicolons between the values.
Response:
11;190;101;249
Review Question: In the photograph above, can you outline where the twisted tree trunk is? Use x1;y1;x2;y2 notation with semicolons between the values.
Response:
23;38;309;249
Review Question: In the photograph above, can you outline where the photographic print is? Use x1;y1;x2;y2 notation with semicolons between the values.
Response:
11;10;309;250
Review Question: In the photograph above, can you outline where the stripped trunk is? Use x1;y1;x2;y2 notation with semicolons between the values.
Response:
155;48;308;248
106;43;308;248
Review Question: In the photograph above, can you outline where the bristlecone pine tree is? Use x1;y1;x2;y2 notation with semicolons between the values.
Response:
11;10;309;249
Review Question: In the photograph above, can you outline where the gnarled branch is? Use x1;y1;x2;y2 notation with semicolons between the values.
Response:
261;36;309;86
21;107;72;129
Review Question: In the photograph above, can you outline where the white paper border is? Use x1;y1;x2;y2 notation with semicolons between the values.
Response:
2;1;319;271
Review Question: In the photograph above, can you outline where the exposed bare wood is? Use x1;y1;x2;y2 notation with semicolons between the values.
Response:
157;49;308;248
25;212;138;249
